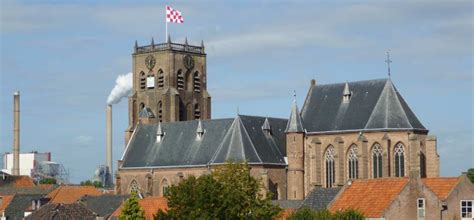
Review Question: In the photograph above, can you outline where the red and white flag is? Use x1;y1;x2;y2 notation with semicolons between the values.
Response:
166;6;184;23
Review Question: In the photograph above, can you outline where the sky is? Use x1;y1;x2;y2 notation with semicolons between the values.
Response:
0;0;472;183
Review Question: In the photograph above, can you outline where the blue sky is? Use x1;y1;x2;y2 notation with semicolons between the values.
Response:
1;0;472;183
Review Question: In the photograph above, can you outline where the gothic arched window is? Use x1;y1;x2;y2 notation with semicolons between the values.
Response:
372;144;383;178
161;179;169;196
140;71;146;90
157;101;163;122
325;145;335;188
194;103;201;120
157;69;164;88
193;71;201;93
420;151;426;178
395;143;405;177
177;70;184;90
146;175;153;195
348;145;359;179
129;180;140;194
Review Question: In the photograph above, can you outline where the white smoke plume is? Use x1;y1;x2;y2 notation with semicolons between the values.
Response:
107;72;133;105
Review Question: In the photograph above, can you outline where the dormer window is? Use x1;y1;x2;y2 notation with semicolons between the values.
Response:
343;82;351;103
196;119;205;140
156;122;164;143
262;118;272;135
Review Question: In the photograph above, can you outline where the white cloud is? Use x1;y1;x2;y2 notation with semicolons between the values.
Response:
73;135;93;144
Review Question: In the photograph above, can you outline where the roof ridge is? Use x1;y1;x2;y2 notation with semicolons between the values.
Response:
363;80;389;129
388;81;413;128
316;78;388;87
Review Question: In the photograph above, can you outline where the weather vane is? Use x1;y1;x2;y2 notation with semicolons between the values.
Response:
385;50;392;78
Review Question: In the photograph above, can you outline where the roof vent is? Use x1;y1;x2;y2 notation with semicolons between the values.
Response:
262;118;272;135
196;119;205;140
156;122;164;143
343;82;352;103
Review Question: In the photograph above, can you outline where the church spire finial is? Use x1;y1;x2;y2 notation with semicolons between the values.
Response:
151;37;155;49
385;50;392;78
167;34;171;44
134;40;138;53
184;37;188;45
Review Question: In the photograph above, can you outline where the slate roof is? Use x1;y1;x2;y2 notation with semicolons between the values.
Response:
300;187;341;210
301;79;426;133
121;115;287;168
285;99;304;133
329;178;409;218
139;107;155;118
422;177;461;200
25;203;98;220
79;194;128;218
4;194;45;220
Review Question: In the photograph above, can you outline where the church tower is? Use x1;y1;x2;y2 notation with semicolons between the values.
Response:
286;96;305;200
125;37;211;144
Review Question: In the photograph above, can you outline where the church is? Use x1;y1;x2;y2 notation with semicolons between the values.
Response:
115;37;440;201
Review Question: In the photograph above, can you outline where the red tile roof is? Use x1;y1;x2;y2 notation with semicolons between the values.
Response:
329;178;409;218
422;177;460;200
110;196;168;220
46;186;102;204
0;195;14;215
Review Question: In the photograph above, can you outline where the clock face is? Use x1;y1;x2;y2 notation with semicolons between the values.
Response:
183;55;194;70
145;55;156;70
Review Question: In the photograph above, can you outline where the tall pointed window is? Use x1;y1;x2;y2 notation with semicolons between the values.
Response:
420;151;426;178
129;180;140;193
177;70;184;90
325;145;335;188
194;103;201;119
372;144;383;178
157;69;164;88
395;143;405;177
348;145;359;179
140;71;146;90
161;179;169;196
157;101;163;122
193;71;201;93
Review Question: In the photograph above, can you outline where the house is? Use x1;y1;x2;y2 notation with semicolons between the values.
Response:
110;196;168;220
79;194;129;219
45;186;103;204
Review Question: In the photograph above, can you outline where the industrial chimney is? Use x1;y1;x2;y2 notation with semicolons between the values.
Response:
106;104;113;179
12;91;20;176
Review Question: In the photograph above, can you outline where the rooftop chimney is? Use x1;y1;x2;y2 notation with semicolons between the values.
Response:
12;91;20;176
106;105;112;179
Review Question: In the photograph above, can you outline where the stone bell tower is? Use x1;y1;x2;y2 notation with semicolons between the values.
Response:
125;36;211;144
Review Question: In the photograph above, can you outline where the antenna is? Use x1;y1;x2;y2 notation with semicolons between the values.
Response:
385;50;392;78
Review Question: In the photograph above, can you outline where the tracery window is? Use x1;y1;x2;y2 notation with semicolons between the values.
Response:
193;71;201;92
348;145;359;179
161;179;169;196
325;145;335;188
157;101;163;122
177;70;184;90
194;103;201;119
372;144;383;178
395;143;405;177
129;180;140;193
140;71;146;90
157;69;164;88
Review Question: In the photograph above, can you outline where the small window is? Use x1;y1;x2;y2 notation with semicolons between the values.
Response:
461;200;473;219
417;198;425;219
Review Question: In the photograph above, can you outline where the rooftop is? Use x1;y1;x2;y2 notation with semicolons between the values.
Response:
111;196;168;220
46;186;102;204
134;40;205;55
422;177;461;200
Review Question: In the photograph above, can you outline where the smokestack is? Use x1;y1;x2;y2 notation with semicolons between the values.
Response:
106;104;112;178
12;91;20;176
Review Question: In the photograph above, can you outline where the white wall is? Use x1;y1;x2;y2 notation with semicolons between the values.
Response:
2;152;50;176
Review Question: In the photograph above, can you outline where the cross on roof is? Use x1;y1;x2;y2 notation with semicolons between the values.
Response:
385;50;392;78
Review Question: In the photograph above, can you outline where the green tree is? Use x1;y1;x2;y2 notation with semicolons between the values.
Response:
120;191;145;220
467;168;474;183
288;208;363;220
80;180;103;188
39;178;56;184
155;162;281;220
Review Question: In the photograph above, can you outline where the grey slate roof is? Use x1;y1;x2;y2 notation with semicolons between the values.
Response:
25;203;97;220
301;79;426;133
300;187;341;210
121;115;287;168
139;107;155;118
79;194;128;218
4;194;45;220
285;99;304;133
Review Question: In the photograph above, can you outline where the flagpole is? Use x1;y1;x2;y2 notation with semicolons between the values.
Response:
165;6;168;41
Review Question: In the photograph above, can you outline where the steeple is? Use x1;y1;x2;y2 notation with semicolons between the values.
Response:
262;117;271;135
156;122;164;142
196;119;204;139
285;92;304;133
342;81;352;103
